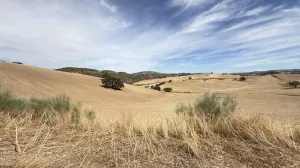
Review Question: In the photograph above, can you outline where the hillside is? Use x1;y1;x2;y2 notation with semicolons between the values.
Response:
230;69;300;76
0;62;170;119
56;67;192;84
1;62;300;167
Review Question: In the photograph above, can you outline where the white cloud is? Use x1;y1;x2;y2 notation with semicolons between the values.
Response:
100;0;118;12
0;0;299;73
170;0;208;8
244;5;271;16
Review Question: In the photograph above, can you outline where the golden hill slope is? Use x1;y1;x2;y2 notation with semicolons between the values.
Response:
0;62;172;119
1;62;300;122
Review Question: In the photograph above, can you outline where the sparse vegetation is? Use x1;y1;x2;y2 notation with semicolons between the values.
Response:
158;82;165;86
12;62;23;64
0;90;87;124
151;85;161;91
168;79;172;83
101;73;125;90
2;63;300;167
1;91;300;167
288;81;300;88
163;87;172;92
56;67;193;84
188;77;193;80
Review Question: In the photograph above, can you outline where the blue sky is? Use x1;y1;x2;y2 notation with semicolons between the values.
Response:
0;0;299;73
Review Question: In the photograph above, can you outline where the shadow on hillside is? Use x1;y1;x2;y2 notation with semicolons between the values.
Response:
283;87;300;90
99;85;123;91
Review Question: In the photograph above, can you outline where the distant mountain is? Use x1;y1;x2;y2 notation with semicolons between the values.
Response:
230;69;300;76
56;67;193;84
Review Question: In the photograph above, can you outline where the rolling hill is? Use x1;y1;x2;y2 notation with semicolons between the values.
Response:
56;67;193;84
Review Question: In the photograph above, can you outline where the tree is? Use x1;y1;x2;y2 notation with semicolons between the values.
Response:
288;81;300;88
101;73;124;90
12;62;22;64
238;77;246;81
151;85;161;91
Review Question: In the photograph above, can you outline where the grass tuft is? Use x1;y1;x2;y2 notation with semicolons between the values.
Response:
177;92;237;120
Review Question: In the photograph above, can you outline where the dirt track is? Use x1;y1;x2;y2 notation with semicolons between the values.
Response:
1;62;300;122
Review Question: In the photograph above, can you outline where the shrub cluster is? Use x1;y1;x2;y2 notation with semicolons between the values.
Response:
151;85;161;91
176;92;237;120
163;87;172;92
288;81;300;88
101;73;124;90
0;90;95;124
0;91;70;119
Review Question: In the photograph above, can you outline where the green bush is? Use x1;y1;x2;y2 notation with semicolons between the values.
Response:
163;87;172;92
101;73;124;90
0;91;71;121
288;81;300;88
0;91;27;117
176;93;237;120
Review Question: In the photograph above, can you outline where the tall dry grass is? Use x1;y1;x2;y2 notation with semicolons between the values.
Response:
1;92;300;167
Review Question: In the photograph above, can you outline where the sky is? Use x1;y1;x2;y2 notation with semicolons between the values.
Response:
0;0;300;73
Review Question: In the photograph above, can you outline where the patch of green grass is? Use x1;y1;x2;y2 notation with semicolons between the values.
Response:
0;90;72;123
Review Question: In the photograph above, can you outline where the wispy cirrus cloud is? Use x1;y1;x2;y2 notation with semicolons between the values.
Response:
0;0;299;73
100;0;118;12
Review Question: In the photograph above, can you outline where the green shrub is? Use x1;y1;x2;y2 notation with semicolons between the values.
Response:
195;93;237;119
176;93;237;120
188;77;193;80
175;103;193;116
0;90;71;121
51;94;71;112
163;87;172;92
288;81;300;88
0;91;27;117
101;73;124;90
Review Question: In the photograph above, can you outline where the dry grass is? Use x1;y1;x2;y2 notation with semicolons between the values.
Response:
1;108;300;167
0;88;300;167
